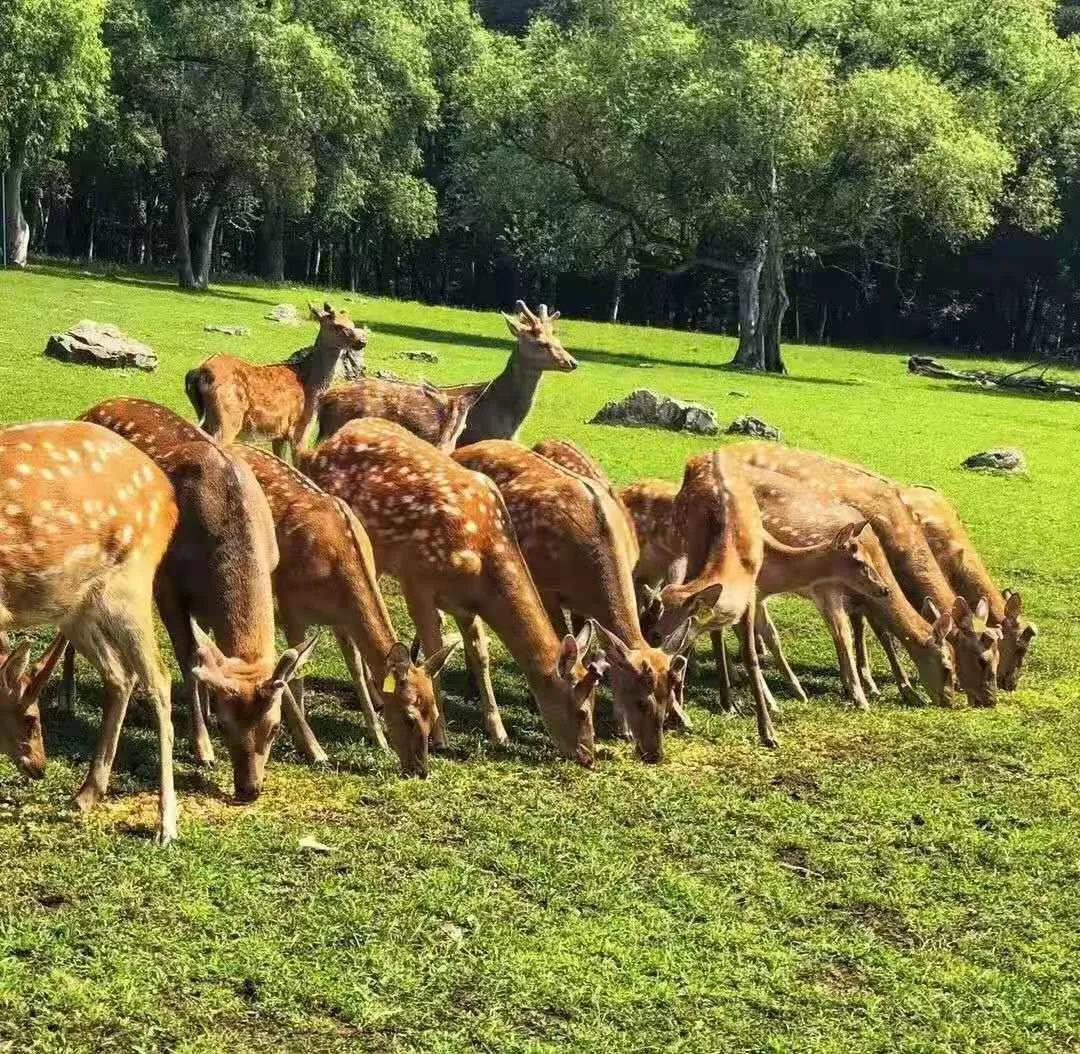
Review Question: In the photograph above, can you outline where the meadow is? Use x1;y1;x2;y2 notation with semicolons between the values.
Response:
0;262;1078;1053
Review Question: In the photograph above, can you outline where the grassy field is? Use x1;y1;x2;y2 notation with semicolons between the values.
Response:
0;262;1078;1053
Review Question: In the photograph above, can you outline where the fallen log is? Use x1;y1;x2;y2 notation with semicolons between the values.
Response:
907;355;1080;399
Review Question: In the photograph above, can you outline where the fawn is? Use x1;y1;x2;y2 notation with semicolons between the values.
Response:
0;635;67;780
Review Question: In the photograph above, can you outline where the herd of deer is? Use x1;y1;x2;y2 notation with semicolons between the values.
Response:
0;301;1037;844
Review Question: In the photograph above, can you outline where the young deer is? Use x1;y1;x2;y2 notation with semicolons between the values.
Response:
77;398;319;802
235;444;459;776
0;635;67;780
455;302;578;446
186;302;368;459
727;443;1000;708
0;421;180;842
899;484;1036;689
453;440;689;763
316;378;488;451
296;419;605;765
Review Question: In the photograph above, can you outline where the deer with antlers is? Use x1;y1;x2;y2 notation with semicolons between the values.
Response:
235;444;459;776
296;419;606;764
185;302;368;459
0;636;67;782
0;421;180;841
453;440;690;762
73;398;320;802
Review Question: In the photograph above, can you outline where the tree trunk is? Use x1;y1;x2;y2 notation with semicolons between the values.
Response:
730;242;766;368
257;196;285;283
610;268;624;323
758;224;788;373
3;161;30;268
175;179;198;288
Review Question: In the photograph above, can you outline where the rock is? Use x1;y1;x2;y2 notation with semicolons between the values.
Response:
204;324;250;337
286;344;364;382
961;448;1027;474
726;415;783;442
401;350;439;364
372;368;403;381
590;389;720;435
728;390;750;398
265;303;301;325
44;320;157;372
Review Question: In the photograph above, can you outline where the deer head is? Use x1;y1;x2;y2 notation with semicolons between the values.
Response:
549;622;607;766
831;522;890;599
0;636;65;780
421;382;490;453
503;301;578;373
309;301;369;377
191;622;319;801
947;596;1001;707
915;599;958;707
378;638;461;777
998;590;1037;691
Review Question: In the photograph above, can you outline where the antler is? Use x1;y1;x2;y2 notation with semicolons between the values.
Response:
515;300;540;325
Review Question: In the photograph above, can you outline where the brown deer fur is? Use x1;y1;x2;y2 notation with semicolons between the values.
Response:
296;419;605;764
77;398;319;801
453;440;688;763
0;421;180;841
186;303;368;458
236;444;459;776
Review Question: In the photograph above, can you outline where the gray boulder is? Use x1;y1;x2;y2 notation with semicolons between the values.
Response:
204;324;250;337
286;344;364;381
44;320;157;372
727;415;783;441
961;448;1027;474
265;303;301;325
590;389;720;435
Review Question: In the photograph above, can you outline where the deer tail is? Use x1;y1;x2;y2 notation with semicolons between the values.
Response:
185;366;208;425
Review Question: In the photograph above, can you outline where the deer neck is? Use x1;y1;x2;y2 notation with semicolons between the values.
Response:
485;356;544;439
876;522;955;612
294;337;345;397
759;538;837;597
947;549;1005;623
867;585;935;656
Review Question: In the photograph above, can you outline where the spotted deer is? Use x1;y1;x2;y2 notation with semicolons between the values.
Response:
727;443;1001;707
296;419;606;764
0;421;179;841
235;444;459;776
316;377;488;451
0;635;67;781
453;440;690;762
75;398;320;802
899;484;1035;689
185;302;368;458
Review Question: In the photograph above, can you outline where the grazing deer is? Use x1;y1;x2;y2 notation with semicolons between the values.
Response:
899;484;1036;689
0;421;179;842
296;419;606;764
727;443;1000;707
316;377;488;451
235;444;459;776
453;440;690;762
76;398;320;802
0;635;66;780
185;302;368;458
455;302;578;446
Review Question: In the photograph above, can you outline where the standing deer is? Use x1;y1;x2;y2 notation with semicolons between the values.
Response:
0;635;67;780
75;398;320;802
316;377;488;450
0;421;180;842
296;419;606;764
235;444;459;776
453;440;690;763
185;302;368;459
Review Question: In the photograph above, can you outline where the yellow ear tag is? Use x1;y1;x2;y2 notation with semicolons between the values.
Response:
382;673;397;693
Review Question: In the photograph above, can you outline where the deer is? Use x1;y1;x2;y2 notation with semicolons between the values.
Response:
295;419;607;765
315;377;488;451
234;444;460;776
725;442;1000;708
185;302;368;459
452;440;691;763
73;398;321;802
898;484;1036;690
0;635;67;781
0;420;180;842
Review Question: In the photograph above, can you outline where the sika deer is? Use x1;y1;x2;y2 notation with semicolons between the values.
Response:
316;378;488;451
0;421;179;841
0;635;66;780
899;484;1036;689
77;398;319;801
235;444;459;775
297;420;605;764
453;440;689;763
186;302;368;458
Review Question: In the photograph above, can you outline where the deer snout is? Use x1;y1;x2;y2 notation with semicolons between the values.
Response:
557;352;579;372
17;754;45;780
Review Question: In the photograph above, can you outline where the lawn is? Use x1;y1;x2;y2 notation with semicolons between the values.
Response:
1;262;1079;1053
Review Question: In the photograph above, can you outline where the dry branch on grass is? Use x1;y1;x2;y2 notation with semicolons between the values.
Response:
907;355;1080;400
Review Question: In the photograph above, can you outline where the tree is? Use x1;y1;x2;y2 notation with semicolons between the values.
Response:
0;0;108;267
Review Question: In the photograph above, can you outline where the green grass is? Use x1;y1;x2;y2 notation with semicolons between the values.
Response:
1;262;1079;1053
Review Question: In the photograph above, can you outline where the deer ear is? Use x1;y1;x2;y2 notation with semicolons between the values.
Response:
690;582;724;614
324;301;333;313
660;617;694;656
974;597;990;623
1004;591;1023;619
0;641;34;692
548;310;561;323
593;623;636;672
951;596;973;628
574;619;595;656
190;619;227;670
409;636;423;664
421;637;461;678
502;313;520;336
308;302;323;321
921;598;941;623
832;522;858;548
26;635;66;702
557;634;581;680
933;611;955;644
271;634;319;684
669;654;688;683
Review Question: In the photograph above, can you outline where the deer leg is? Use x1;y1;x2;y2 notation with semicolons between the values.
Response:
757;603;808;703
456;615;510;746
403;587;450;749
57;642;78;711
851;610;881;697
867;616;922;706
709;629;734;713
817;592;869;710
72;671;134;814
335;631;390;753
740;604;778;748
736;618;779;716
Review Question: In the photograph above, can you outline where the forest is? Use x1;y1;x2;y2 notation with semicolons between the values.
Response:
3;0;1080;371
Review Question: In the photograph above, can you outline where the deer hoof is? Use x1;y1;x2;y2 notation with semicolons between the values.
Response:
73;782;105;814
